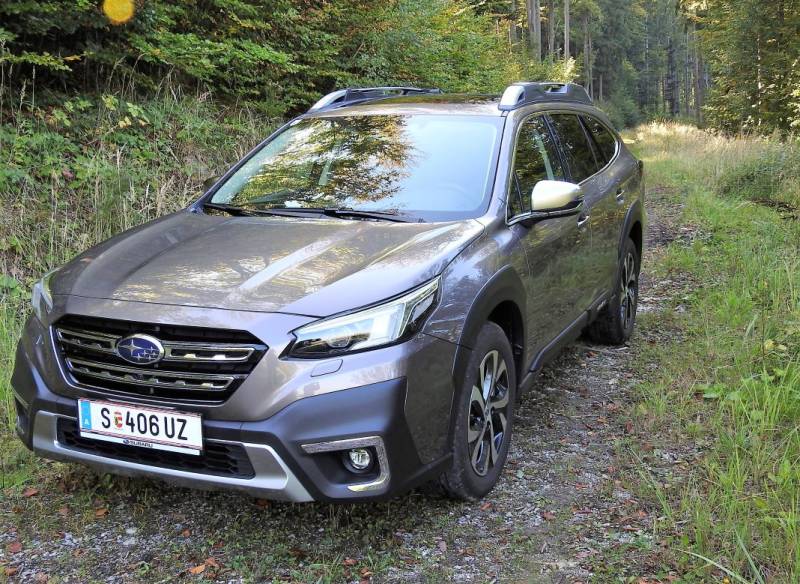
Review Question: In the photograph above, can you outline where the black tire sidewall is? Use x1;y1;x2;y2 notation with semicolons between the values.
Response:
447;322;517;499
613;238;640;341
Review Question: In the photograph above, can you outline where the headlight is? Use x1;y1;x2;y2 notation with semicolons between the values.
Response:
287;278;440;358
31;268;58;323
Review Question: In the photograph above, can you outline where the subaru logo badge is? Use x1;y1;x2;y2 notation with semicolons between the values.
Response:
116;334;165;365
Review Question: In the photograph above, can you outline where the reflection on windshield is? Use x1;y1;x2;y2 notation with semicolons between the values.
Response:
211;114;502;221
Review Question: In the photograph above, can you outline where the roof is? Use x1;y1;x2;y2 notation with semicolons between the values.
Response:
307;94;505;117
304;83;597;118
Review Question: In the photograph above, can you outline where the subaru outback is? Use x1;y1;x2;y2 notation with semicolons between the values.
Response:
12;82;644;502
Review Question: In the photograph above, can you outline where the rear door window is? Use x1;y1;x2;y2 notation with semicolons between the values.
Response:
508;115;565;217
582;116;618;165
548;114;600;183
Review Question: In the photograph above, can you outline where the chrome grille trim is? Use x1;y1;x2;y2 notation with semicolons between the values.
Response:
56;327;258;363
56;328;117;354
65;358;241;392
53;316;267;403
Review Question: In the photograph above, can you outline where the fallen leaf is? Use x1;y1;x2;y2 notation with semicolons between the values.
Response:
57;506;70;517
7;541;22;554
254;498;270;508
360;568;374;577
181;528;191;538
204;557;220;569
624;421;634;433
94;508;109;518
22;487;40;498
343;558;358;567
542;511;556;521
33;573;48;583
479;502;492;511
4;567;19;576
188;564;206;575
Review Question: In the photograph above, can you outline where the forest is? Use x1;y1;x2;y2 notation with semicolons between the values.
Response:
2;0;799;131
1;1;800;582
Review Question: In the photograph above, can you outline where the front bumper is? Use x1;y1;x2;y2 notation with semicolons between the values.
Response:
12;318;455;502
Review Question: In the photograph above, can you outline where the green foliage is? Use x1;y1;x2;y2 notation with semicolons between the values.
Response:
694;0;800;133
716;146;800;208
629;122;800;579
0;0;565;115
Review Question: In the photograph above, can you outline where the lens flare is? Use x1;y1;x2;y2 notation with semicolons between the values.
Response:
102;0;135;25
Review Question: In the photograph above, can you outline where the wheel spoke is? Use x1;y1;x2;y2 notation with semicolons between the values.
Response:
470;384;485;412
489;412;507;465
490;358;509;409
471;425;489;475
480;350;498;402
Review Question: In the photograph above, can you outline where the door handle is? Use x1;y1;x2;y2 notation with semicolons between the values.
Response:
577;213;590;228
615;188;625;203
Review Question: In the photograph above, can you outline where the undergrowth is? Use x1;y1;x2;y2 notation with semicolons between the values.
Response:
629;122;800;581
0;86;276;434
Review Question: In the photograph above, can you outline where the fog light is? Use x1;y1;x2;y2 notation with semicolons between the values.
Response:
347;448;372;471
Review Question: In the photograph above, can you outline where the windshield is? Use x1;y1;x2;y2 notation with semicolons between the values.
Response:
209;114;503;221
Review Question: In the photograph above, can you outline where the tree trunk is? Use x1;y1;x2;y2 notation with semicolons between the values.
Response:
693;23;704;124
588;26;593;97
527;0;541;62
564;0;570;61
510;0;519;44
547;0;555;58
666;38;679;116
533;0;541;62
583;14;590;91
684;29;691;116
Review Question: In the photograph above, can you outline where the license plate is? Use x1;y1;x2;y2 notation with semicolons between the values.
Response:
77;399;203;455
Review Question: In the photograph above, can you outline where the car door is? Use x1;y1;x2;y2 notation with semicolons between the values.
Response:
506;114;591;354
581;114;630;291
546;112;612;307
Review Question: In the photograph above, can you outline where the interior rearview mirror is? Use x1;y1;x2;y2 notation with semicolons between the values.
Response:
530;180;584;215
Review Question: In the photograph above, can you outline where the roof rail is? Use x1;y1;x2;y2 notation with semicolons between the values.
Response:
308;86;443;113
498;82;592;111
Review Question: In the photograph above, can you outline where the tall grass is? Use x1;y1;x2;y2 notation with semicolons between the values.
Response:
0;85;276;429
630;123;800;581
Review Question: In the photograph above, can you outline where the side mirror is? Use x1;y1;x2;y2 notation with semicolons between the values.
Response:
530;180;584;216
202;175;220;193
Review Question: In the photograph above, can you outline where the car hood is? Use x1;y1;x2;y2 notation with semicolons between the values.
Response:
53;211;484;317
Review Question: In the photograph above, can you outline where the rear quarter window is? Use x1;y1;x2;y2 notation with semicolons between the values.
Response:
547;114;599;183
582;116;618;164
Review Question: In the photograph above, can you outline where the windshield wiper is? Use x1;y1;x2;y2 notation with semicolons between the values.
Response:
202;202;258;216
204;202;417;222
203;202;311;219
265;207;415;223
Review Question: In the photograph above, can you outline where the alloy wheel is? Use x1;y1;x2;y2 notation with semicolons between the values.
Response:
619;251;638;331
467;350;510;477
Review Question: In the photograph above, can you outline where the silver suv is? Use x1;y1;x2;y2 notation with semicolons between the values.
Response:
13;82;644;501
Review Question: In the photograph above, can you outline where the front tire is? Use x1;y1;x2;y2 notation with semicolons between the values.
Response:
587;237;640;345
440;322;517;500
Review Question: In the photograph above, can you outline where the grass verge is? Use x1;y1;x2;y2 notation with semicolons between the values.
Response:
0;88;275;485
626;123;800;582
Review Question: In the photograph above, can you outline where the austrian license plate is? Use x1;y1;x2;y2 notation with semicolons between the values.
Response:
77;399;203;455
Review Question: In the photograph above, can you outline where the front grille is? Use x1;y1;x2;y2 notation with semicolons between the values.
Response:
54;315;267;404
57;418;255;479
